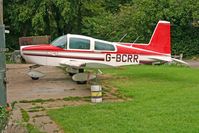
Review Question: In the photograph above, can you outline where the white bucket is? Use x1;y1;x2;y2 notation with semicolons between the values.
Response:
91;85;102;103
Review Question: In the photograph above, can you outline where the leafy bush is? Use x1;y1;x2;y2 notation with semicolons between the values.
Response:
0;106;9;132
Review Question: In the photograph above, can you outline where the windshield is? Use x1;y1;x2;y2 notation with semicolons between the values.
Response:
51;35;67;49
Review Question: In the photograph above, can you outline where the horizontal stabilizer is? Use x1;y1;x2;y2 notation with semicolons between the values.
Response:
149;56;171;62
172;58;189;66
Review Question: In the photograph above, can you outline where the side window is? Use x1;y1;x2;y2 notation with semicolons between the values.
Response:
69;37;90;50
95;41;115;51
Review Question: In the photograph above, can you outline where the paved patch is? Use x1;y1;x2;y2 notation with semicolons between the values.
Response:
6;64;90;102
186;60;199;68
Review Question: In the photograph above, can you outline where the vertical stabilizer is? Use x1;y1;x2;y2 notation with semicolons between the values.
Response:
148;21;171;54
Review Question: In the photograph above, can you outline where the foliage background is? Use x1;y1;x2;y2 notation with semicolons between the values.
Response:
3;0;199;57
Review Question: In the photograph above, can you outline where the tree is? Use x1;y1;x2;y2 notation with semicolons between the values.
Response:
3;0;199;57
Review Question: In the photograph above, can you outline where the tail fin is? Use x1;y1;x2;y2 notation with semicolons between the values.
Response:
148;20;171;54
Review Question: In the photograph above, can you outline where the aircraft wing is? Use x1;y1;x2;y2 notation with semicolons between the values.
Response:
60;60;114;68
60;60;86;68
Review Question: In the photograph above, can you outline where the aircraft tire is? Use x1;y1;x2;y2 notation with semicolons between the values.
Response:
76;81;87;84
79;69;84;73
69;72;75;76
31;77;39;80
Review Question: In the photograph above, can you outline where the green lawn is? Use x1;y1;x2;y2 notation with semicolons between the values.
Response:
48;65;199;133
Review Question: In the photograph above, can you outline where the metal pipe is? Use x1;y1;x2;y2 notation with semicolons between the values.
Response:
0;0;3;24
0;0;7;106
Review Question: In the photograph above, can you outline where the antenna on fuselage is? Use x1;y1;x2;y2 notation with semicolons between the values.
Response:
132;36;140;44
119;33;128;42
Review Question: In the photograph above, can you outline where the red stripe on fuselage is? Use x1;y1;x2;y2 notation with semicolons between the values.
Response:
22;44;169;56
23;53;105;61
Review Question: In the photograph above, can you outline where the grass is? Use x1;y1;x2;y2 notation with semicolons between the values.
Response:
0;106;9;132
28;106;45;112
19;98;55;104
26;123;44;133
63;96;81;101
21;108;30;122
48;65;199;133
20;108;43;133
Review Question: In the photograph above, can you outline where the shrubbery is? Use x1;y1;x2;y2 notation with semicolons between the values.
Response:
0;106;9;132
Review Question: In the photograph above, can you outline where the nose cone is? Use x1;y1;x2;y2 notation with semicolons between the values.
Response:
20;45;29;58
19;44;51;65
20;45;36;58
20;44;50;56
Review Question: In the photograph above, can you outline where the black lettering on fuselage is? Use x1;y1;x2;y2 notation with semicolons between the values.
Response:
116;54;121;62
133;55;139;63
105;54;139;63
106;54;111;62
127;55;133;62
122;54;127;62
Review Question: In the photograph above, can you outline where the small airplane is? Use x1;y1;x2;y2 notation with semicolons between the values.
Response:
20;20;188;83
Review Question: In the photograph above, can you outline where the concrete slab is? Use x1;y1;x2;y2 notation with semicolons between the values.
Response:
6;64;90;102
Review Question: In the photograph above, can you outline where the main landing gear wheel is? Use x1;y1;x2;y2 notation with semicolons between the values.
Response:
68;69;84;76
67;68;84;77
72;72;96;84
76;69;86;84
79;69;84;73
76;81;87;84
31;77;39;80
69;72;75;76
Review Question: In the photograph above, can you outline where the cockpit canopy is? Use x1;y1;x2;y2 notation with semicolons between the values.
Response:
51;34;116;51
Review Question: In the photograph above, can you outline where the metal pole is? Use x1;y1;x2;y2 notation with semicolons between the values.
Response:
0;0;2;24
0;0;7;106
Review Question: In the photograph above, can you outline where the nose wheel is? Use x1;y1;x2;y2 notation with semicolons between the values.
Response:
28;65;45;80
31;77;40;80
76;81;87;84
